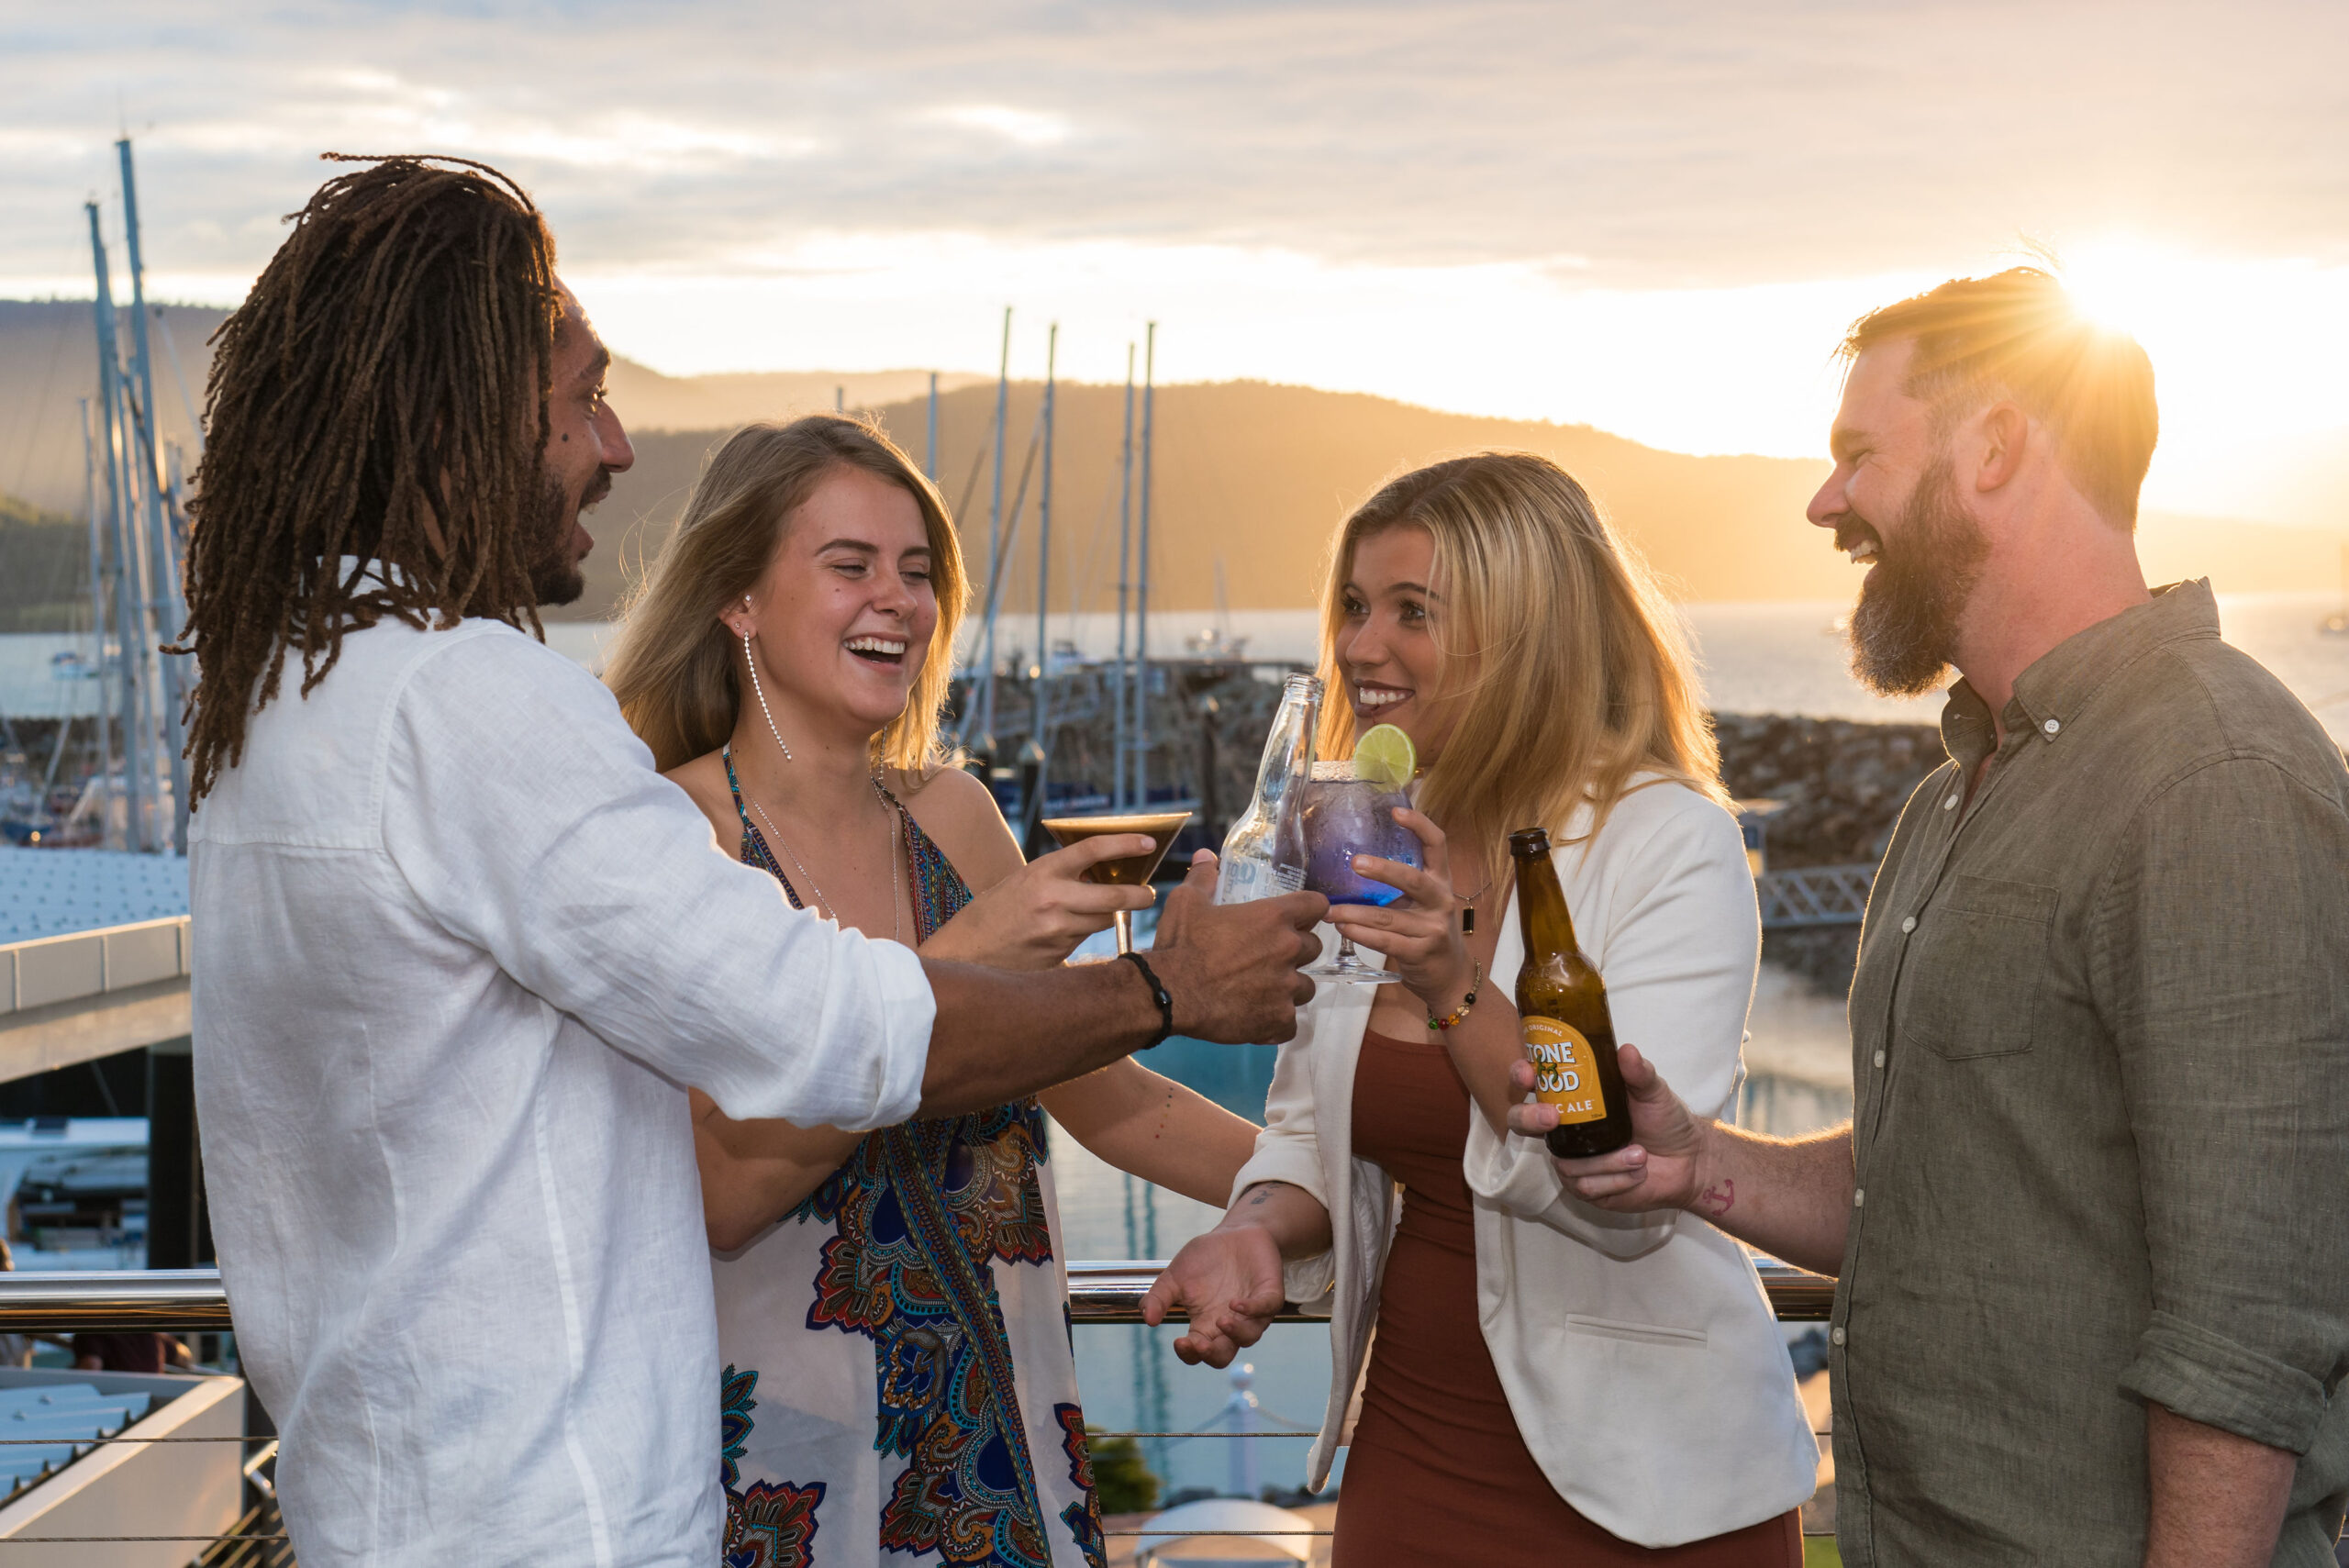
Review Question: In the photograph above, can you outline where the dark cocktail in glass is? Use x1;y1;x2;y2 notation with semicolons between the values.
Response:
1041;810;1194;954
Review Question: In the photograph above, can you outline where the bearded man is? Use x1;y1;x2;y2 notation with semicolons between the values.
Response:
1513;269;2349;1566
175;156;1324;1568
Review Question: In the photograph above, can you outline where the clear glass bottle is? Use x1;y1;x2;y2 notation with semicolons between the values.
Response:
1213;673;1321;903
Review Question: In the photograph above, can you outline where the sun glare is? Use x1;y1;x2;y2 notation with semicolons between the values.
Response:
2054;240;2181;337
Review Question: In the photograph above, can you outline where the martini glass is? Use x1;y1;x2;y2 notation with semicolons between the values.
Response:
1041;810;1195;955
1300;766;1419;984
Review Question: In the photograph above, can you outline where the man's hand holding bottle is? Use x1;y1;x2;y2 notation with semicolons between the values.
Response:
1507;1047;1713;1212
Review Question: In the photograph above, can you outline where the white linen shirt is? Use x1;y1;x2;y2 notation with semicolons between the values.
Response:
189;613;935;1568
1231;779;1819;1547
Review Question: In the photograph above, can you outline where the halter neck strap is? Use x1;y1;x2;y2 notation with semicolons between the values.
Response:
719;745;758;838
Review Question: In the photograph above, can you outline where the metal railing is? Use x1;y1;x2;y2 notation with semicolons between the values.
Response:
1755;862;1875;928
0;1256;1833;1331
0;1259;1835;1553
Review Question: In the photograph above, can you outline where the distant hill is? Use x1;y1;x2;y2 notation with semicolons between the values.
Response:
567;380;2349;620
0;300;220;517
0;298;976;513
604;360;991;432
5;296;2343;621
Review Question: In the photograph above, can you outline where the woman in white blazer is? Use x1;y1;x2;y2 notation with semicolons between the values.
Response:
1142;453;1818;1564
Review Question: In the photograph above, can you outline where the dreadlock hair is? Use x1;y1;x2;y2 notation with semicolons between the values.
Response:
176;153;562;805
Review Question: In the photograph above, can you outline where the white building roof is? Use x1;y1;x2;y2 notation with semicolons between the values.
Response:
0;849;187;946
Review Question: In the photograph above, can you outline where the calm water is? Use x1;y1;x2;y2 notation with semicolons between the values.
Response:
9;593;2345;740
988;595;2349;740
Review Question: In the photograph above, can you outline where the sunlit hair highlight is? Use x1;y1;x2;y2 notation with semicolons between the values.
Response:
1841;265;2158;526
1315;451;1725;886
605;415;968;776
176;153;561;803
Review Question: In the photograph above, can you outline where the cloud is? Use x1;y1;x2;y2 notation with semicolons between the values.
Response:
6;0;2348;517
6;0;2347;295
923;104;1072;148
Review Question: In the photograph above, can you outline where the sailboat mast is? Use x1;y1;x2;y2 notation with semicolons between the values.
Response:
88;203;151;851
80;397;117;845
924;371;939;482
1115;344;1135;808
980;307;1011;745
118;137;191;853
1034;323;1056;795
1135;322;1156;807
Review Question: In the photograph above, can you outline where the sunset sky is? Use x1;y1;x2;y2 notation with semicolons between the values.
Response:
7;1;2348;526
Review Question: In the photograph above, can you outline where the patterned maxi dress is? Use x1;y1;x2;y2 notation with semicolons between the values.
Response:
713;756;1107;1568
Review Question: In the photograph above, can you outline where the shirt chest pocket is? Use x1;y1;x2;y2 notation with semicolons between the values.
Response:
1896;874;2059;1061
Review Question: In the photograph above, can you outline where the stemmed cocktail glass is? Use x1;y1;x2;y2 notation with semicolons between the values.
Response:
1040;810;1195;955
1299;763;1420;984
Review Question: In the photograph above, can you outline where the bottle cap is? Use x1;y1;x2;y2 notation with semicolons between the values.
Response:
1508;827;1552;855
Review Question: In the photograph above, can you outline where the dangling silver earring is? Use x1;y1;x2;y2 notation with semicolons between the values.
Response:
742;624;794;762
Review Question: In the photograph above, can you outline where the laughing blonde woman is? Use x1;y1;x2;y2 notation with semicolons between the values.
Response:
606;416;1265;1568
1142;452;1817;1564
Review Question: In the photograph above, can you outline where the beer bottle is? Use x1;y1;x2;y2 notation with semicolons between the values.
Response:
1510;827;1632;1158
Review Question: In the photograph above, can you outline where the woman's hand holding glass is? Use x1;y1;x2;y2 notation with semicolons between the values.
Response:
920;833;1159;970
1327;806;1476;1012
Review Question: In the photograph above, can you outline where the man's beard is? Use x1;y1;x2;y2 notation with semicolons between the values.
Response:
1844;457;1991;698
526;468;607;607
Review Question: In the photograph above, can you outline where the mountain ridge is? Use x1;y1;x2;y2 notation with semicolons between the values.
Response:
2;297;2341;625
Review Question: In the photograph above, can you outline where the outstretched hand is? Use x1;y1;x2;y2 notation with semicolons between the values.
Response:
1507;1043;1713;1214
923;832;1159;971
1140;1225;1286;1367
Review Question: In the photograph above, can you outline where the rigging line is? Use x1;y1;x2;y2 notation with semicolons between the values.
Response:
153;306;206;454
7;310;74;498
952;393;998;529
0;313;83;626
1063;468;1122;651
976;416;1047;635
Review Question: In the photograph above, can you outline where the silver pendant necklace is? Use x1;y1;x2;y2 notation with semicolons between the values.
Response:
730;748;904;943
733;608;903;940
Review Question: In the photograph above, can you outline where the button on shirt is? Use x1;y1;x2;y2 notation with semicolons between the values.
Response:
1830;582;2349;1567
190;617;935;1568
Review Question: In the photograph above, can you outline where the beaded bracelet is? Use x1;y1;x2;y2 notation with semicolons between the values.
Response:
1427;961;1482;1033
1120;951;1175;1049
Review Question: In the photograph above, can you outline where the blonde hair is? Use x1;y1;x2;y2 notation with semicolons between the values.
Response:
605;415;969;773
1315;451;1724;884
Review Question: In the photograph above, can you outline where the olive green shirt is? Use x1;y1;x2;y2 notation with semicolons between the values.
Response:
1830;581;2349;1566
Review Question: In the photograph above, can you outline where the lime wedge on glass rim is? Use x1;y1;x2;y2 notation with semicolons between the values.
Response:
1352;723;1418;792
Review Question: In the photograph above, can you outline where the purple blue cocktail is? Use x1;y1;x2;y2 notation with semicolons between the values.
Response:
1300;773;1419;981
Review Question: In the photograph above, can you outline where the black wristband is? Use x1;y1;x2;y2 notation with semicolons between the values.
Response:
1119;951;1175;1050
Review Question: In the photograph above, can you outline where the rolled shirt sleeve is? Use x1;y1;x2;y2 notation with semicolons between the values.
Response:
1464;787;1759;1257
2095;755;2349;1452
382;631;934;1131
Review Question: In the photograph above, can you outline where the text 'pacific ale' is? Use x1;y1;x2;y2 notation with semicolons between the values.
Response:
1510;827;1631;1158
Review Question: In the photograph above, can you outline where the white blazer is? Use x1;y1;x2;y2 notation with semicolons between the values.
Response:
1230;778;1819;1548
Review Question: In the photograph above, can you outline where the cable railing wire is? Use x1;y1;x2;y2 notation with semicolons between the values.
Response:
0;1257;1839;1551
0;1255;1834;1329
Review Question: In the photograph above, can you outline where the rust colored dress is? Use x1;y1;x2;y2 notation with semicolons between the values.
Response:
1330;1030;1803;1567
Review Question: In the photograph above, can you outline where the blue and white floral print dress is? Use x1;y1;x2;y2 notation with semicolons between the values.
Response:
712;758;1106;1568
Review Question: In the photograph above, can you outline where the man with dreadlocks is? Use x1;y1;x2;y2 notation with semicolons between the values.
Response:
174;156;1326;1568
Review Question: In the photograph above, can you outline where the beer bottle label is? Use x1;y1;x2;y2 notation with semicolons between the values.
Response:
1523;1016;1607;1126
